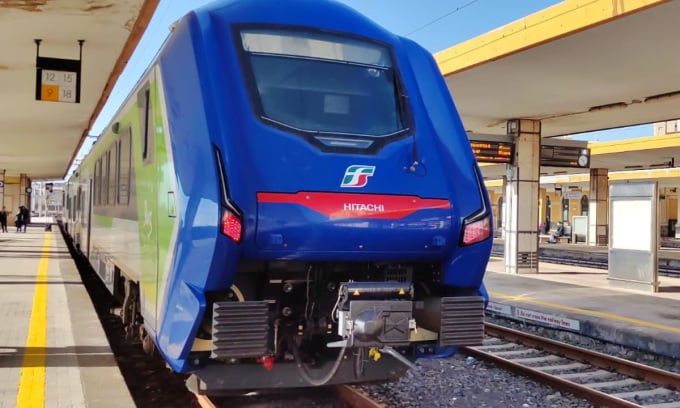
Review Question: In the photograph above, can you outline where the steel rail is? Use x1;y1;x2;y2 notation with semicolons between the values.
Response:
195;384;385;408
462;322;680;408
483;323;680;390
334;385;388;408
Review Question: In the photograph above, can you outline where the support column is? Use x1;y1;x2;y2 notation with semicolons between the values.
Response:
588;168;609;246
19;173;32;224
504;119;541;274
19;173;28;207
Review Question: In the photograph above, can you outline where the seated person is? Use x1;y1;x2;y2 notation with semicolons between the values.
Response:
548;221;565;243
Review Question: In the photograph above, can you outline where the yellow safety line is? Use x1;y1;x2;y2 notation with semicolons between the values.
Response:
489;289;680;334
16;233;52;408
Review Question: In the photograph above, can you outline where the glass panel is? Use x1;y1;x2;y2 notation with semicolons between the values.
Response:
108;148;116;205
241;30;390;67
241;29;404;137
118;129;131;205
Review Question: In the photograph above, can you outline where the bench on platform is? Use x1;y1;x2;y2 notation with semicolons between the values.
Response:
539;234;571;244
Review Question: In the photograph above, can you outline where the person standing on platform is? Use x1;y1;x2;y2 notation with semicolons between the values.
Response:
0;206;7;232
15;207;23;232
20;205;29;232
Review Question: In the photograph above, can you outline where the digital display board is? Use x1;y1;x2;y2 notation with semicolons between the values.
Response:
540;146;590;168
470;141;514;164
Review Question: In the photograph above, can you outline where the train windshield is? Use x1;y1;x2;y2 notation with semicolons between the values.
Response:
240;28;408;146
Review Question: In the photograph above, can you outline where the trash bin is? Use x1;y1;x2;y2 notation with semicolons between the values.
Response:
669;219;677;238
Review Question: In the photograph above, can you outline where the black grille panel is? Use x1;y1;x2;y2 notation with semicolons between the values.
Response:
211;301;269;359
439;296;484;346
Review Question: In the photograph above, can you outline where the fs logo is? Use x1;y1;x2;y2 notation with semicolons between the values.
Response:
341;165;376;188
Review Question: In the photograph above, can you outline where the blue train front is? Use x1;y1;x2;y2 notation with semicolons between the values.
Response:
156;0;493;393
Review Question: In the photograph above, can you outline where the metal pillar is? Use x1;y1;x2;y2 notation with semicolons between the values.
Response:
504;119;541;274
588;168;609;246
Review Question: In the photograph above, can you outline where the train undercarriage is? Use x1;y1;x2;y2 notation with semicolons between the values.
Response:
116;261;484;393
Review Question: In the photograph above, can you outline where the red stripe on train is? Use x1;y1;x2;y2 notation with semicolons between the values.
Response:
257;192;450;220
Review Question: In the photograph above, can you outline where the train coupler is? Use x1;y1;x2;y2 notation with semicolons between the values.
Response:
334;281;414;348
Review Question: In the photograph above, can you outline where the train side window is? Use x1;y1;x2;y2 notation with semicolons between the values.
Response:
103;150;110;206
138;83;155;166
94;158;102;206
93;161;98;206
77;187;82;217
108;146;117;206
118;127;131;205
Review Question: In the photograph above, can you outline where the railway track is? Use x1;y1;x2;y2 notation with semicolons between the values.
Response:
464;323;680;407
490;248;680;278
196;384;385;408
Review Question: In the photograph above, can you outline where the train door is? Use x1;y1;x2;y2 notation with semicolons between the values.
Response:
137;72;160;332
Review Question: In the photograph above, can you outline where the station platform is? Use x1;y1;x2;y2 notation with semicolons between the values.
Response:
484;256;680;359
0;226;133;407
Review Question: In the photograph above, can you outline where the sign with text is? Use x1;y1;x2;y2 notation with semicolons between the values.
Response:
470;140;514;164
540;145;590;168
35;56;81;103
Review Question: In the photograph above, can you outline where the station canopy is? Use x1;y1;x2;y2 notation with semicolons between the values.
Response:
0;0;157;180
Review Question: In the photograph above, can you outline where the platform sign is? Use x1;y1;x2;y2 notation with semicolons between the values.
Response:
35;56;81;103
470;140;515;164
40;70;77;102
540;146;590;168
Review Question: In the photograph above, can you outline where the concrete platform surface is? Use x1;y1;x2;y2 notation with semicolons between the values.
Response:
0;227;134;408
484;257;680;358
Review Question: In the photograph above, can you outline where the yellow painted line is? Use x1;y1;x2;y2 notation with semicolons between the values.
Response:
489;289;680;334
16;233;52;408
435;0;670;75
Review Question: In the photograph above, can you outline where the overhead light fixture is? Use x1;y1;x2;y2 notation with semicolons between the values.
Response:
588;102;627;112
624;165;643;169
644;90;680;104
649;159;674;168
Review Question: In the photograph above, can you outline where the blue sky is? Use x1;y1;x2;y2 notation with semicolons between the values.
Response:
79;0;651;172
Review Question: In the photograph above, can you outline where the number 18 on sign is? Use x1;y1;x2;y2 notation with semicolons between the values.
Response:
41;70;77;103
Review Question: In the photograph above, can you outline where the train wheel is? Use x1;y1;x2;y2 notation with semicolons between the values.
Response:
121;281;141;341
140;325;156;356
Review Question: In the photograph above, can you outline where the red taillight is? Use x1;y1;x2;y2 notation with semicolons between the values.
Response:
221;210;242;243
462;215;490;245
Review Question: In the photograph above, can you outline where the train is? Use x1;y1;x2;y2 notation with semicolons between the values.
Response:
62;0;493;394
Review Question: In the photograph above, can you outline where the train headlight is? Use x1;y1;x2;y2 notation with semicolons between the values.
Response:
221;209;243;243
461;215;490;246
